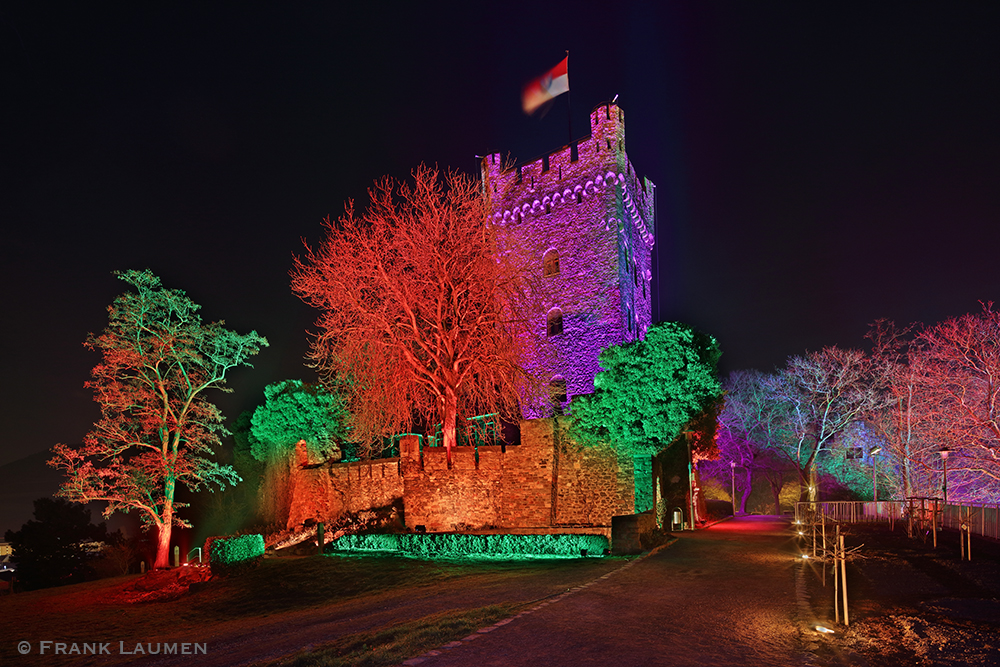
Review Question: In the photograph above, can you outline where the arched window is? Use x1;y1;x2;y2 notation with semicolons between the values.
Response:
550;376;567;416
547;308;563;336
543;249;560;277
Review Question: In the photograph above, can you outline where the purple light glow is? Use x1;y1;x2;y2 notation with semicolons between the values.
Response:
483;103;656;418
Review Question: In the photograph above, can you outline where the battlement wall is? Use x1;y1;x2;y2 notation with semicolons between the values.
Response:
400;418;634;533
481;103;655;416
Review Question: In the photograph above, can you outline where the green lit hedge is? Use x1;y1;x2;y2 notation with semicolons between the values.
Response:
327;532;609;559
206;534;265;576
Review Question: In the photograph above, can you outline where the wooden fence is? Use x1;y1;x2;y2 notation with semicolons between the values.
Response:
795;499;1000;542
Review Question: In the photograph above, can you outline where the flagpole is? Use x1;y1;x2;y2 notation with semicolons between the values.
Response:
565;50;572;146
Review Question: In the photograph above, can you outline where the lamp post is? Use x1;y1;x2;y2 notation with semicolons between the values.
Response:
870;447;881;502
683;431;696;529
939;446;950;505
730;461;737;516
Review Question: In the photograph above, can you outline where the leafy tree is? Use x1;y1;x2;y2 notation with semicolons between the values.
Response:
49;270;268;569
571;322;723;458
4;498;108;590
291;165;539;464
249;379;351;462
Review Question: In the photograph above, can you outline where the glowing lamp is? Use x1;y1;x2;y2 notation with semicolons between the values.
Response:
815;625;835;634
801;554;810;559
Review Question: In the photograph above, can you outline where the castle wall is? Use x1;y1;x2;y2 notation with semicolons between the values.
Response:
399;418;636;533
482;103;656;418
266;456;404;530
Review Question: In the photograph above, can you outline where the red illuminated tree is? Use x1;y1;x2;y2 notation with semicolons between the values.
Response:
49;270;268;569
914;304;1000;500
291;165;539;464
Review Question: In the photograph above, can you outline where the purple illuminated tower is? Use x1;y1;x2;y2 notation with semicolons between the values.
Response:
482;102;656;418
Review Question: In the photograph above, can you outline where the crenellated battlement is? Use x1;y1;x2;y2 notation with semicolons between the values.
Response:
480;102;656;417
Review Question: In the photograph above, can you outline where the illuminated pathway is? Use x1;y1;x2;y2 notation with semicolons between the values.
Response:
406;516;803;667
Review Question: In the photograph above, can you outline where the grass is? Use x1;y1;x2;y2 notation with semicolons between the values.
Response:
1;552;621;666
258;602;528;667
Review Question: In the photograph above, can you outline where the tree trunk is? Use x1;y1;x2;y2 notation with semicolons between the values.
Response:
442;386;457;467
740;467;753;514
771;477;783;515
154;477;175;568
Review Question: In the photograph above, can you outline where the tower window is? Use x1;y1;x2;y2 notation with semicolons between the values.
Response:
545;202;551;214
550;376;567;416
547;308;563;336
543;249;560;277
606;138;612;150
576;191;582;204
542;155;550;172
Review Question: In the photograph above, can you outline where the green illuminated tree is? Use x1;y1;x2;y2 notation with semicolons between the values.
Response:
571;322;723;457
49;270;268;569
249;379;351;462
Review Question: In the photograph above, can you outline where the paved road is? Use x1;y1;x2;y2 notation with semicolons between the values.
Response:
410;516;804;667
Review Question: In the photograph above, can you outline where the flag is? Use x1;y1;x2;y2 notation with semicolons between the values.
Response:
522;57;569;114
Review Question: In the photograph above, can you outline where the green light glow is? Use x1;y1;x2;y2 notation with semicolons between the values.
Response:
571;322;722;457
327;533;609;560
207;534;265;575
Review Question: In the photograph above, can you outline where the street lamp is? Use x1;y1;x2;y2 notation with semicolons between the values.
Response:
683;431;696;529
870;447;881;502
730;461;737;516
939;446;950;505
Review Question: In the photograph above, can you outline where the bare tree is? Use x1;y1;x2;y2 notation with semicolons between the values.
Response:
769;347;884;502
915;304;1000;501
291;165;540;464
713;370;793;513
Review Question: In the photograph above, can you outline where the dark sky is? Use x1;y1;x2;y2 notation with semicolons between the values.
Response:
3;2;1000;469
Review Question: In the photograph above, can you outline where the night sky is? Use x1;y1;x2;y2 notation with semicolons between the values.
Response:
4;2;1000;480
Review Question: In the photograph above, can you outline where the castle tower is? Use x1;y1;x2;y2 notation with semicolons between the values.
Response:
482;102;656;418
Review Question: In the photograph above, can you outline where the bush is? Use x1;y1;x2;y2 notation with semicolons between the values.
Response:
327;532;609;559
206;534;265;576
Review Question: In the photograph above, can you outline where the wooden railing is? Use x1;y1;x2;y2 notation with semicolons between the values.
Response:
795;499;1000;542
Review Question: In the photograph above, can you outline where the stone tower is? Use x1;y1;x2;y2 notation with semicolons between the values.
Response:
481;102;656;418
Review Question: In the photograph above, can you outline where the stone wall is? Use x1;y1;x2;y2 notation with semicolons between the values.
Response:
400;417;635;533
481;102;656;418
263;455;404;530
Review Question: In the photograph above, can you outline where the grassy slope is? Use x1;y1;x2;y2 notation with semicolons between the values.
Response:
1;554;623;666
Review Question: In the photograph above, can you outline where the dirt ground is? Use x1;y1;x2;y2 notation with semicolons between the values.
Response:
801;523;1000;667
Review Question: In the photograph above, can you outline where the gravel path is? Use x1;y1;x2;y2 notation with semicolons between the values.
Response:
408;516;803;667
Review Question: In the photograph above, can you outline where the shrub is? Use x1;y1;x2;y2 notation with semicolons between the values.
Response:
206;534;265;576
327;532;609;559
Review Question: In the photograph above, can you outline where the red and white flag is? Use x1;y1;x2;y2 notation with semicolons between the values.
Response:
522;57;569;114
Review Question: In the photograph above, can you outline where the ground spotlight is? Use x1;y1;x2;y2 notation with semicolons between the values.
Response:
815;625;834;634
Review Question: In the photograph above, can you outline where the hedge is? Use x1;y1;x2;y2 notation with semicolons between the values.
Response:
206;534;265;576
327;532;609;559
